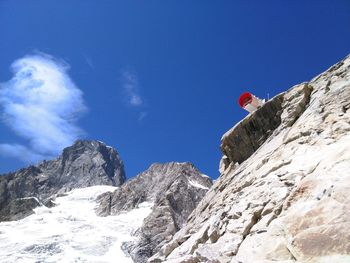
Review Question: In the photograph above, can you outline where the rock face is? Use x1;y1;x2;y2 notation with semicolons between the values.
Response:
96;162;213;263
0;140;126;222
150;55;350;263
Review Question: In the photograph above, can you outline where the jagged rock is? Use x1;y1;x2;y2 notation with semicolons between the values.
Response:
96;162;212;263
150;55;350;262
1;197;41;221
0;140;125;222
220;92;284;169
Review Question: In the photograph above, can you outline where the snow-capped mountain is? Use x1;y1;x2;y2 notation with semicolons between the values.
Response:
0;140;126;222
0;142;212;262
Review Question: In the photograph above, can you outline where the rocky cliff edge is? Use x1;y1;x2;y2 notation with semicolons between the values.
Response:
150;55;350;263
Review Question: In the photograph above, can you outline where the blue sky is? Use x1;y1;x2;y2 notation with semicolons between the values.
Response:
0;1;350;178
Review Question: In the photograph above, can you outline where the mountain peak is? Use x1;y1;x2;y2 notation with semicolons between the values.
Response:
147;161;198;175
96;161;213;263
0;140;126;221
62;140;111;157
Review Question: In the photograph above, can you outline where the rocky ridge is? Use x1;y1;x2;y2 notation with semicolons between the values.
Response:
150;55;350;263
96;162;213;263
0;140;126;221
0;139;213;262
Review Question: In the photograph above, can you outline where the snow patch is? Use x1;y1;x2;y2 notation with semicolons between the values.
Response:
97;140;114;150
188;180;209;190
0;185;153;263
17;196;40;202
200;173;210;179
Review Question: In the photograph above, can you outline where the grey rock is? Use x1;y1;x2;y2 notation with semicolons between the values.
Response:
221;92;284;168
220;83;313;174
96;162;212;263
150;55;350;262
2;197;41;221
0;140;125;222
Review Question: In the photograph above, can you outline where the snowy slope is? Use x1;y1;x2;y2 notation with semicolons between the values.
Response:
95;162;212;263
0;186;153;263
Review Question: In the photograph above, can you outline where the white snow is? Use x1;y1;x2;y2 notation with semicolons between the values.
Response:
199;173;210;179
188;180;209;190
17;196;40;202
96;140;114;149
0;185;153;263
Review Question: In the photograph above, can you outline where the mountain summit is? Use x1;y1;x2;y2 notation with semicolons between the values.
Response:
0;140;126;221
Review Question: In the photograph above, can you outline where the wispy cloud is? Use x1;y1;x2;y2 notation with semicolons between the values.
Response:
82;53;94;69
121;70;147;122
138;111;148;122
121;70;144;107
0;53;87;163
0;144;46;163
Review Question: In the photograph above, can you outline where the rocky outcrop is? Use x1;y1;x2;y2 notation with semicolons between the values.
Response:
0;140;125;221
96;162;213;263
150;55;350;263
220;83;313;174
220;92;285;170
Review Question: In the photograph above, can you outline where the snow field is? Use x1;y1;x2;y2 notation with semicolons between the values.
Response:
0;185;153;263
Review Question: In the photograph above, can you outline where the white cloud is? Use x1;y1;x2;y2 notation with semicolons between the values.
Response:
130;94;143;106
82;53;94;69
0;144;47;163
138;111;148;122
121;70;148;122
122;70;144;107
0;53;87;164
